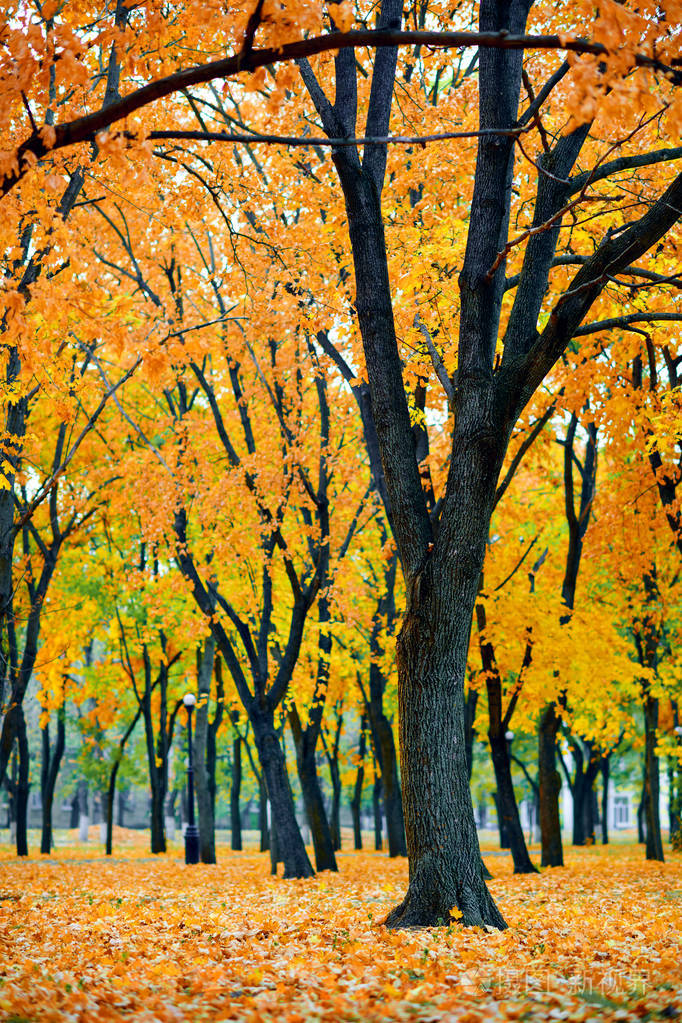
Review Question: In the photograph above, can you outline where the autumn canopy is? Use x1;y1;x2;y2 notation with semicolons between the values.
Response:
0;0;682;1018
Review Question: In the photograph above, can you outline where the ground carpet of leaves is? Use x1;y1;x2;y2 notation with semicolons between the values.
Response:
0;840;681;1022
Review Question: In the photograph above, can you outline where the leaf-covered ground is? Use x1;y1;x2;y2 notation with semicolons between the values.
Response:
0;839;681;1022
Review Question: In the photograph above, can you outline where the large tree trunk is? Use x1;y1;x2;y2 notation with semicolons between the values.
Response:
230;735;243;851
194;637;217;865
489;732;536;873
538;704;563;867
644;696;664;861
253;715;313;879
40;707;66;855
464;688;478;780
385;551;506;929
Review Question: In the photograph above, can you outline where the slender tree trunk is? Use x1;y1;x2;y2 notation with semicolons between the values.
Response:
5;750;17;837
493;790;509;849
289;705;337;871
105;760;119;856
40;708;66;855
601;757;609;845
350;720;366;851
259;774;269;852
489;733;536;873
586;782;598;844
15;705;29;857
41;724;51;854
150;786;166;854
231;735;243;851
644;696;664;861
77;779;90;841
253;715;313;879
669;757;680;847
269;814;280;875
327;743;342;852
374;717;405;857
117;788;126;828
637;773;647;844
105;706;143;856
297;745;337;867
476;589;535;874
538;703;563;867
365;558;407;858
69;791;78;829
572;771;587;846
373;772;383;851
194;637;217;865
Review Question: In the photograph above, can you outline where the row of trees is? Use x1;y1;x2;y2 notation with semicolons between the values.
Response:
1;0;681;927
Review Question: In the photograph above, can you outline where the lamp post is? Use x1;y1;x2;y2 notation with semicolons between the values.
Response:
183;693;200;865
505;730;514;757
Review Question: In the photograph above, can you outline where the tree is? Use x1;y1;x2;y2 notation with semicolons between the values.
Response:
287;0;682;925
4;0;682;927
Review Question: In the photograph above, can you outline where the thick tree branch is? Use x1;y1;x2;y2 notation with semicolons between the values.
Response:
5;27;679;198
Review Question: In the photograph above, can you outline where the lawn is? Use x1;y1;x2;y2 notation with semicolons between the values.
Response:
0;841;680;1022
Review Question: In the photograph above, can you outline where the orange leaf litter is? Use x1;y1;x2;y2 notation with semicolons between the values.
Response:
0;841;680;1022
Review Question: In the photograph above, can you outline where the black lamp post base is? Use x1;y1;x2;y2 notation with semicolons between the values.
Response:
185;826;200;864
